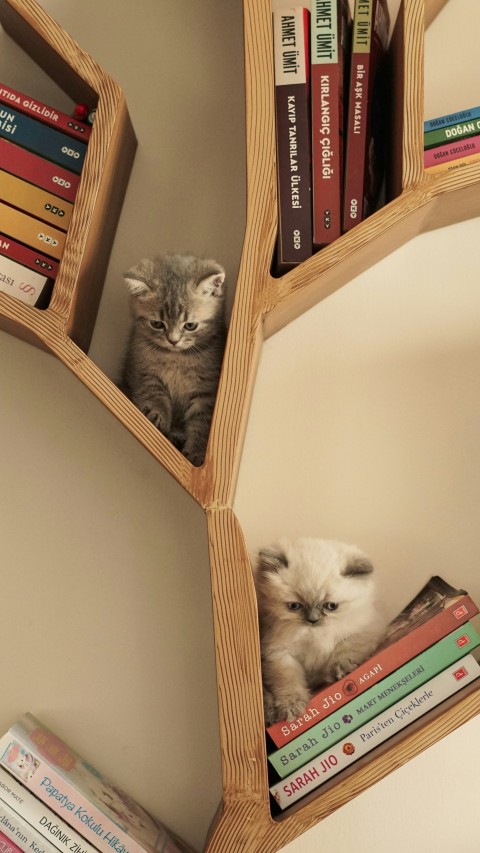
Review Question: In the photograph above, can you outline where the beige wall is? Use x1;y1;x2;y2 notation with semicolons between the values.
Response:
1;1;479;852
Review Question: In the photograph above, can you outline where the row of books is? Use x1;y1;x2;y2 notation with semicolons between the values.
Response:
272;0;391;271
424;104;480;174
0;82;91;309
0;713;193;853
266;575;480;812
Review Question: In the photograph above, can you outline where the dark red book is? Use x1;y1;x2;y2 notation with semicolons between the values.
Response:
273;6;313;270
0;137;80;203
0;82;91;142
266;576;478;747
311;0;351;246
0;232;60;279
342;0;390;232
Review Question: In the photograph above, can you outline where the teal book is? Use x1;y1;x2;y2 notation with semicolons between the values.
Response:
0;107;86;173
268;621;480;778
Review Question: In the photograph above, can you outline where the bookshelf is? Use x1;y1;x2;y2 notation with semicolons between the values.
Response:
0;1;479;852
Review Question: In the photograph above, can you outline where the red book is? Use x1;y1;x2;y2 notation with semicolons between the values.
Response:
342;0;390;232
0;82;91;142
0;137;80;203
310;0;351;246
273;6;313;270
0;232;60;279
266;576;478;747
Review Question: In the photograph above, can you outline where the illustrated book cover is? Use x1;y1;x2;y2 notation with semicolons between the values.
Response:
0;714;193;853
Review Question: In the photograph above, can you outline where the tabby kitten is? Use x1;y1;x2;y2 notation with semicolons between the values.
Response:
121;254;226;466
254;538;386;725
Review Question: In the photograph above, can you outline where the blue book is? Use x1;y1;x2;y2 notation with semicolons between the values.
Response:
424;105;480;132
0;106;87;173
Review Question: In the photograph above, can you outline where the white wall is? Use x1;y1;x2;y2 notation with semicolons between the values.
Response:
1;1;479;852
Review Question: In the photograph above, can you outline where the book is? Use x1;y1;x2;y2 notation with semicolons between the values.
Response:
424;152;480;175
310;0;351;246
0;765;99;853
0;170;73;230
266;575;477;747
424;116;480;150
0;108;87;174
0;202;66;261
424;105;480;133
0;83;91;142
270;650;480;810
0;138;81;203
0;254;53;308
273;5;313;269
268;620;480;777
0;826;28;853
342;0;390;232
424;133;480;170
0;233;60;279
0;713;193;853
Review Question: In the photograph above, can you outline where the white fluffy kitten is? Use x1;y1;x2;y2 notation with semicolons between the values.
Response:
254;538;387;725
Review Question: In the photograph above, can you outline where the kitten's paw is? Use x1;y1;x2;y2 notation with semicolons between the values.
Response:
182;445;206;467
329;658;361;682
141;405;170;433
273;691;311;724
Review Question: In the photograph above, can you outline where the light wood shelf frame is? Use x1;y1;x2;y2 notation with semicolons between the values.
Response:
1;1;479;851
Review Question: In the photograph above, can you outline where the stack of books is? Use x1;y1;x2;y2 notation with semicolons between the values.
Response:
0;713;193;853
424;105;480;174
267;576;480;812
272;0;390;271
0;82;91;309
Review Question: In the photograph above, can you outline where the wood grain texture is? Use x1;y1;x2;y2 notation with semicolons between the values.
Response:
1;2;479;852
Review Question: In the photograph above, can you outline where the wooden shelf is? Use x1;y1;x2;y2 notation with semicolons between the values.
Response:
1;1;479;851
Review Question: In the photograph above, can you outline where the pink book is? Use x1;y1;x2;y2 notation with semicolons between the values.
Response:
0;714;193;853
424;133;480;169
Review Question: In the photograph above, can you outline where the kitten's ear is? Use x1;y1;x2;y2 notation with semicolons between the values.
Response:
124;258;155;296
197;268;226;298
342;555;374;578
257;546;289;573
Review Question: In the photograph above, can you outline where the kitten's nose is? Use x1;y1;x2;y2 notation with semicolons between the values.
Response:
306;608;322;624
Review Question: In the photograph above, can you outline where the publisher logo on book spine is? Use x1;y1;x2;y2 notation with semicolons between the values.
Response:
453;666;469;681
453;604;468;620
343;679;358;696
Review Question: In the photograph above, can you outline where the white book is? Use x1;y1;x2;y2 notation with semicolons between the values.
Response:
0;255;50;307
270;652;480;810
0;766;99;853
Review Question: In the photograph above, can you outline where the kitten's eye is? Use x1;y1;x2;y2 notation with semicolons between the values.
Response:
323;602;339;612
183;322;198;332
149;319;165;330
287;602;302;612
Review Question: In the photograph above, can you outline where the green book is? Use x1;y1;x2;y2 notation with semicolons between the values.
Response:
424;117;480;150
268;621;480;778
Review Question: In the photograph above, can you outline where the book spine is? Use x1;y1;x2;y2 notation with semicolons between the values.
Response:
273;7;313;268
425;152;480;174
0;827;26;853
0;83;91;141
270;652;480;810
424;134;480;168
268;622;480;777
0;254;53;307
0;765;101;853
0;139;80;203
266;593;479;747
0;170;73;230
0;203;66;260
424;105;480;132
311;0;349;245
0;233;60;279
0;746;161;853
424;116;480;149
0;108;87;174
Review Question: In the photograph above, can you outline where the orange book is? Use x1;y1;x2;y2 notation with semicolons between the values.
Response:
0;169;73;229
0;201;66;260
